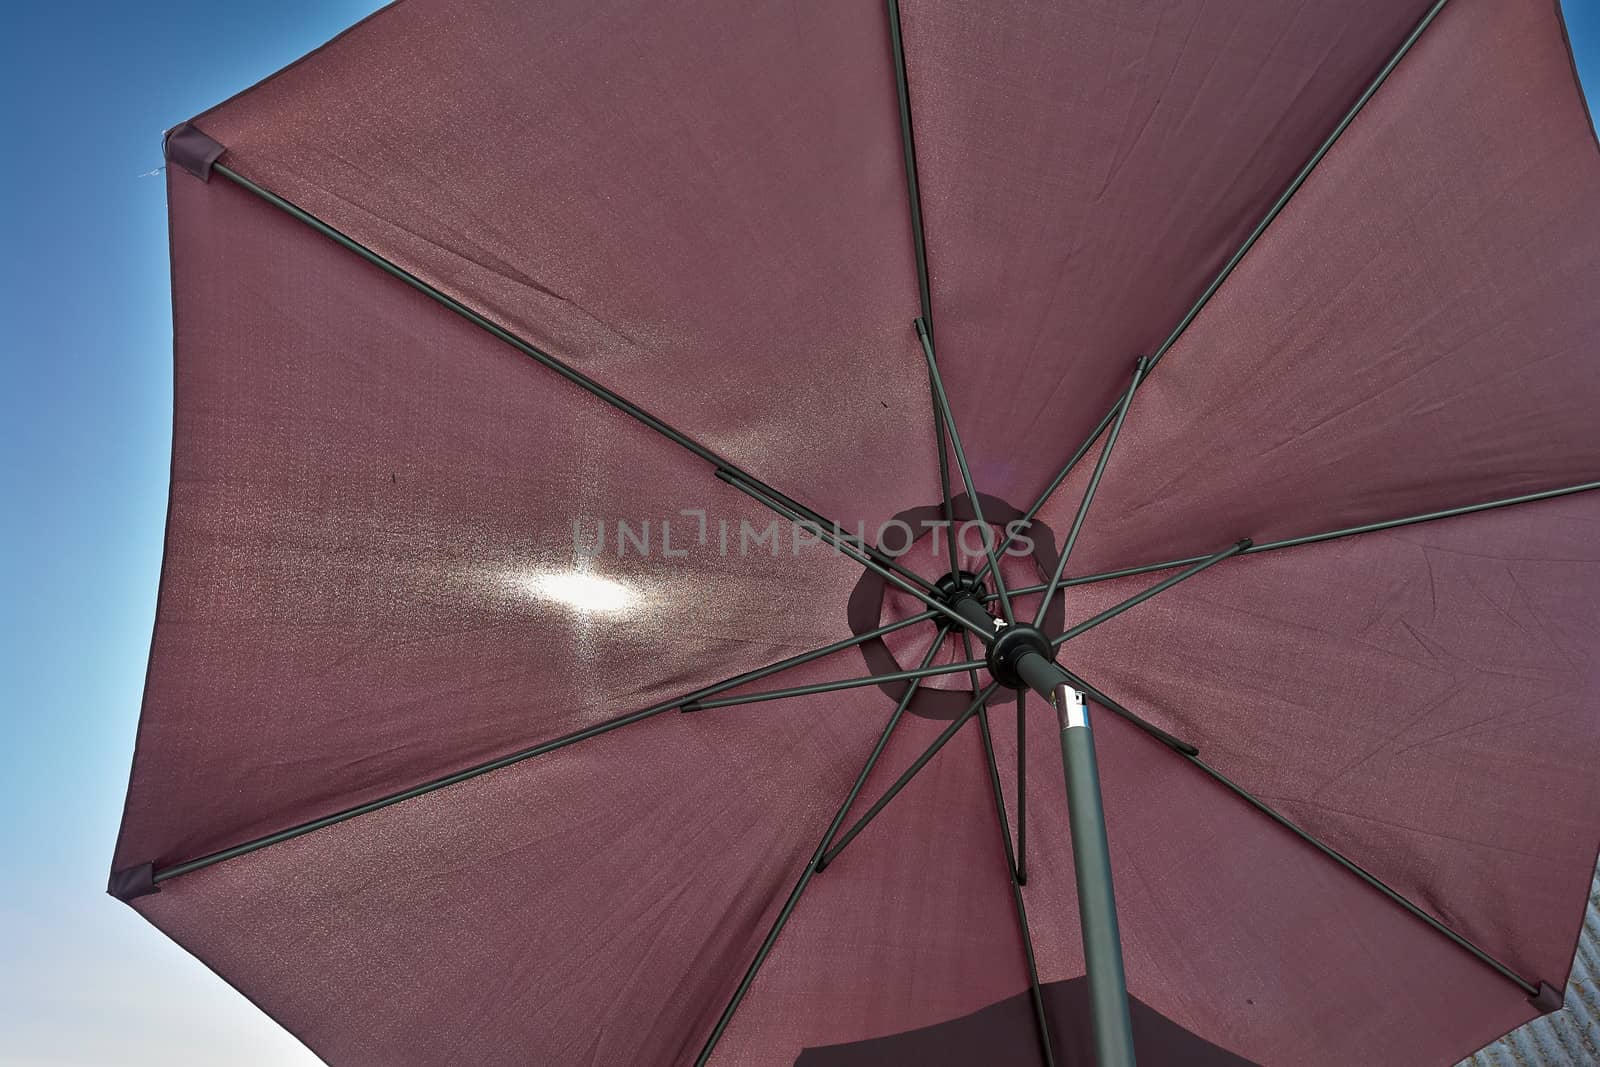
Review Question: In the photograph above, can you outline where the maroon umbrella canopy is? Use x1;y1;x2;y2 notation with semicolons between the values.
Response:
114;1;1600;1064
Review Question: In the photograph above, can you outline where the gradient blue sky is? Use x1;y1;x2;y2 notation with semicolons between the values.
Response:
2;5;1597;1064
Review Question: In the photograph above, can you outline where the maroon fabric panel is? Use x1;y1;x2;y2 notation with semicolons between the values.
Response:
979;709;1539;1066
134;695;895;1066
188;0;938;534
1055;491;1600;994
1041;0;1600;575
896;0;1438;506
706;718;1030;1066
115;171;868;871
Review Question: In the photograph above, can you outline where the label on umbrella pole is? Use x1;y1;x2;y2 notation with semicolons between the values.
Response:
1055;686;1088;729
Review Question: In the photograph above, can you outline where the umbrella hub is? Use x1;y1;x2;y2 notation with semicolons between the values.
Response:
985;622;1054;691
933;570;1055;691
932;569;987;605
843;495;1065;719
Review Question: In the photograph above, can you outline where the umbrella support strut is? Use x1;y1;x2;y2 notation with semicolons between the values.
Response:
1016;688;1028;884
817;684;999;870
977;703;1058;1066
1034;359;1145;628
1051;539;1250;649
916;317;1017;623
693;630;952;1065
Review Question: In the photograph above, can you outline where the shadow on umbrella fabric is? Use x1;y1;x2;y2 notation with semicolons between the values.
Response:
797;979;1259;1066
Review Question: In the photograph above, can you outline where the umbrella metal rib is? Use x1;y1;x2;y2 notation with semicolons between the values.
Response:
1063;667;1545;999
887;0;934;332
971;0;1455;582
148;605;945;884
916;317;1017;623
1180;753;1544;998
895;0;965;606
981;481;1600;615
693;628;951;1066
922;312;966;587
681;656;986;712
931;381;963;575
782;500;943;596
210;165;941;597
716;469;996;645
1145;0;1454;379
1051;665;1199;757
1242;480;1600;554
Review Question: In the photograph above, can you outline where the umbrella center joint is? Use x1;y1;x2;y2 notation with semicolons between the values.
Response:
932;570;1053;689
986;622;1053;690
932;569;987;606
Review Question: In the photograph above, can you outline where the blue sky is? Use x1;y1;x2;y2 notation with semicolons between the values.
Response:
0;4;1596;1064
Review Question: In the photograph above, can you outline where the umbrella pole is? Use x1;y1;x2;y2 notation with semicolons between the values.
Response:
950;581;1137;1066
1051;683;1136;1067
1010;649;1135;1066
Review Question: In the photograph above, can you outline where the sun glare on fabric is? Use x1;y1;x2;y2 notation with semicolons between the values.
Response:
523;571;635;613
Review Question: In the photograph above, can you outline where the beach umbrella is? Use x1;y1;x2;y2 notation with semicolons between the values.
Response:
112;1;1600;1064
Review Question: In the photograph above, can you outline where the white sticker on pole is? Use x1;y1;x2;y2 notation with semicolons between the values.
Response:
1058;686;1088;729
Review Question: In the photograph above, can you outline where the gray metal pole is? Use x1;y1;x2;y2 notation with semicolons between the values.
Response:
945;592;1137;1067
1052;679;1136;1067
